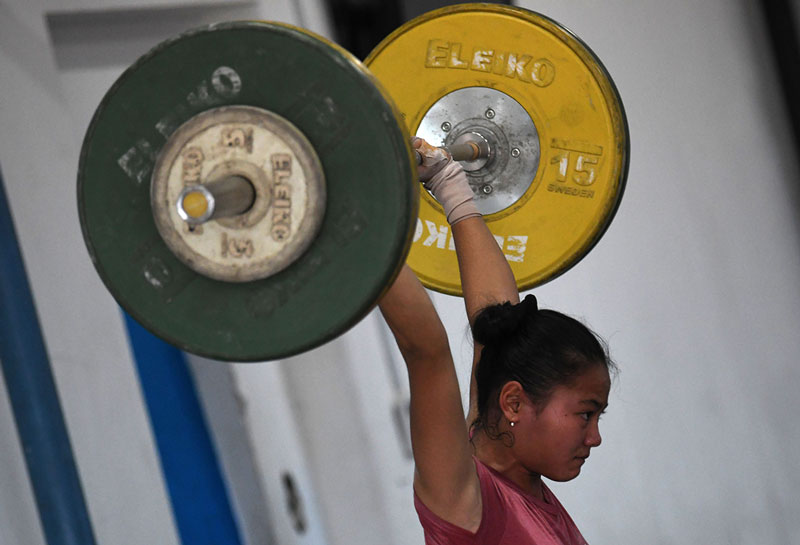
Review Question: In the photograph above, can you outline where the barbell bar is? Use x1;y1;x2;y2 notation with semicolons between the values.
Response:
171;137;489;228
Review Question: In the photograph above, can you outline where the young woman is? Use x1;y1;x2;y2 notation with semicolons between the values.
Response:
378;138;615;544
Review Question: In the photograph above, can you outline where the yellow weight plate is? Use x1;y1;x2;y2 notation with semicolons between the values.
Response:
366;4;629;295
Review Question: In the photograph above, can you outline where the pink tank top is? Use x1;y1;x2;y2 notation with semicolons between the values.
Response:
414;458;588;545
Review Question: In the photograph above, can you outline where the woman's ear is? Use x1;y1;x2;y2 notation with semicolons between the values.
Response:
497;381;525;423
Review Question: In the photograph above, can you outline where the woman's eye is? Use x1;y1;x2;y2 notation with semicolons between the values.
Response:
580;412;591;421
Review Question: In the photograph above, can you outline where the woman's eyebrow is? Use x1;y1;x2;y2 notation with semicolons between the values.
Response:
579;399;607;410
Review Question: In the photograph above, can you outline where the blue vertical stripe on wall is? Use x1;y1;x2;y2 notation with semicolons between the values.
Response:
0;169;97;545
123;314;243;545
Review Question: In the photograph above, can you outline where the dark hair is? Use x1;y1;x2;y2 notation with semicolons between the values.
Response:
471;295;614;436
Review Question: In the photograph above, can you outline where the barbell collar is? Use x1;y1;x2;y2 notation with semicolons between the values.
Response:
413;139;491;166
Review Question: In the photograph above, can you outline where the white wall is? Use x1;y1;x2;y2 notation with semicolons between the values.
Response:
1;0;799;544
0;1;178;544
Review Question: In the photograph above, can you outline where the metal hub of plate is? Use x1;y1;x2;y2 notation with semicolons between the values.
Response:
416;87;540;215
365;4;629;295
151;105;326;282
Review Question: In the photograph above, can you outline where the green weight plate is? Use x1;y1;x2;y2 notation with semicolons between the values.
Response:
78;21;418;362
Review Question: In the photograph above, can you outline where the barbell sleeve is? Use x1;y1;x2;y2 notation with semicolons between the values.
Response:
176;175;256;225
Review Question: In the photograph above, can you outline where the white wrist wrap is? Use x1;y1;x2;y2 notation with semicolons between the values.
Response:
423;160;481;225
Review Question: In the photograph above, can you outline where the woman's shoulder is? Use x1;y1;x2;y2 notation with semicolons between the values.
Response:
413;458;508;545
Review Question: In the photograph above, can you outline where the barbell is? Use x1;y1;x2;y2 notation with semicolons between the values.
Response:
77;4;629;362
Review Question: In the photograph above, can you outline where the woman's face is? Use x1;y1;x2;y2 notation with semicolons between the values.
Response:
512;364;611;482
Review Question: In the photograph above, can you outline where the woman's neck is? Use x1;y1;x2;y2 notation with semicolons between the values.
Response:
471;428;545;501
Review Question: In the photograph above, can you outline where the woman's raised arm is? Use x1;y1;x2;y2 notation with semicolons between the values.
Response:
378;265;482;531
412;138;520;425
452;217;520;424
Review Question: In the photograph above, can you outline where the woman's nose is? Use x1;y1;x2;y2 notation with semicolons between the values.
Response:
585;422;602;448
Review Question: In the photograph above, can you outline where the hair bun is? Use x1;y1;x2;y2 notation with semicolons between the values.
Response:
472;295;538;346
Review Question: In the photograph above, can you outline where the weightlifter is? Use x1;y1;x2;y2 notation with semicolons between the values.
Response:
379;138;615;545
